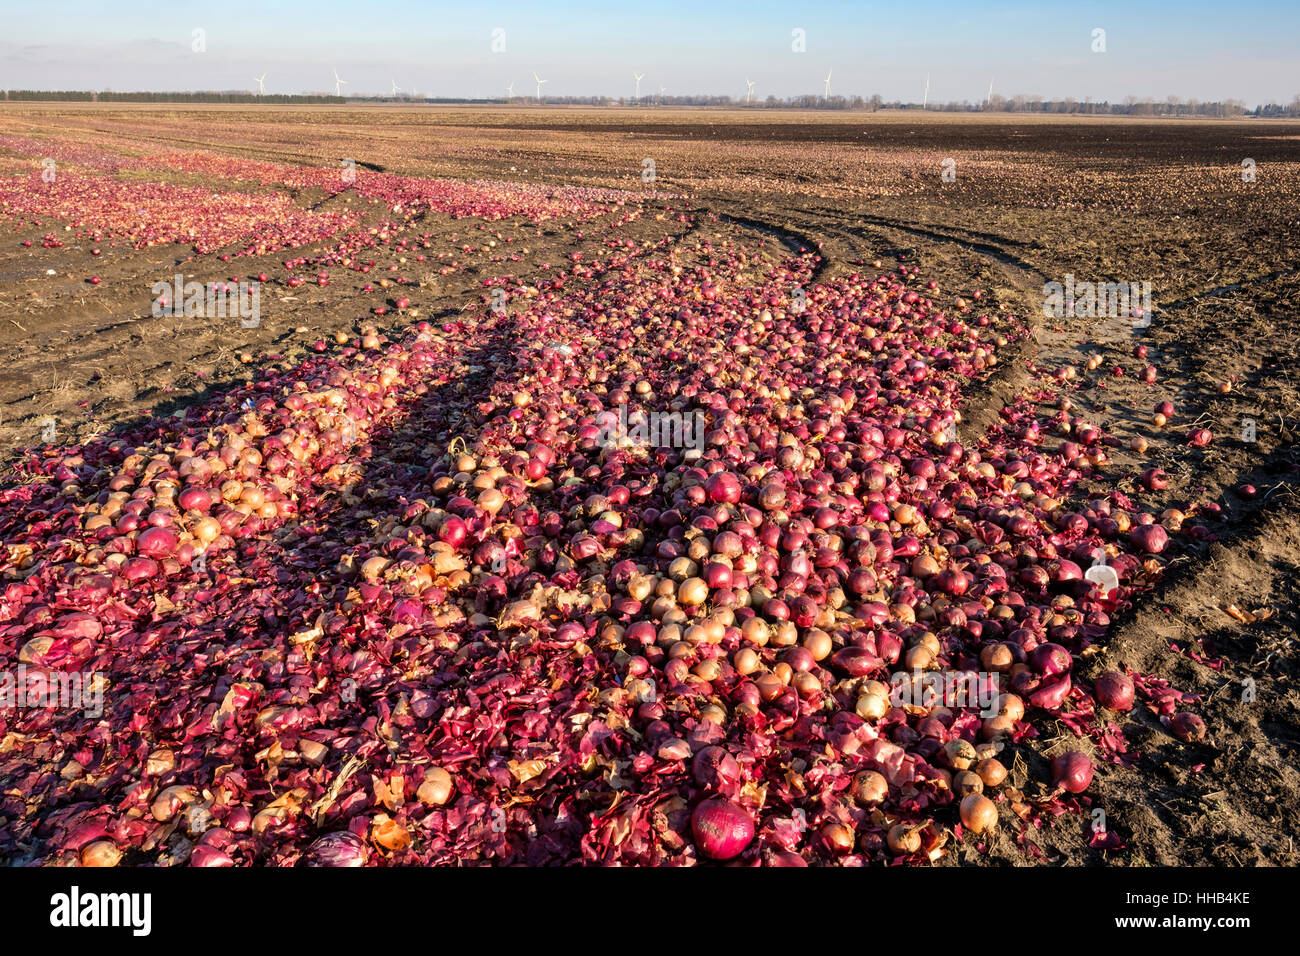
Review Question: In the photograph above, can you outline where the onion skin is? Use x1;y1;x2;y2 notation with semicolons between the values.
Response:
766;849;808;866
1028;673;1072;710
190;844;236;867
416;768;454;806
691;799;754;860
692;746;741;790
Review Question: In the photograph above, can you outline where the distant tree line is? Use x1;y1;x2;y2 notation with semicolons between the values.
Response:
617;94;1283;117
1;90;345;104
1253;98;1300;117
4;88;1299;117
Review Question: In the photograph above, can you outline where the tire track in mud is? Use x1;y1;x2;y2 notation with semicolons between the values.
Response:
712;197;1049;443
710;210;830;281
1155;266;1300;312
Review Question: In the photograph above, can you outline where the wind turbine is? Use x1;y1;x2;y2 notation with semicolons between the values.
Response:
533;72;547;103
986;76;994;107
391;78;402;97
658;84;667;106
922;73;930;109
633;72;644;103
745;77;755;105
506;81;515;101
333;68;348;97
253;73;266;96
823;68;832;102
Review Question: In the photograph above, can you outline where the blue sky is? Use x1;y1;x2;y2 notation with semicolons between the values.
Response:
2;0;1298;104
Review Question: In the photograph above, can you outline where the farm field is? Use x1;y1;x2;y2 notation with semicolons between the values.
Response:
0;103;1297;867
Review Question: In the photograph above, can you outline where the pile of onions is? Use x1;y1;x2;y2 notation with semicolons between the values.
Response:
0;165;1193;868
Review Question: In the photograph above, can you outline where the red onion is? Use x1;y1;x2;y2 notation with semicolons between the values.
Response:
1048;559;1083;584
137;526;179;559
439;515;468;547
1028;643;1073;677
704;472;742;504
1168;712;1207;742
0;152;1188;869
691;799;754;860
305;832;369;867
1094;670;1135;711
122;556;160;581
1129;523;1169;554
1051;751;1094;793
